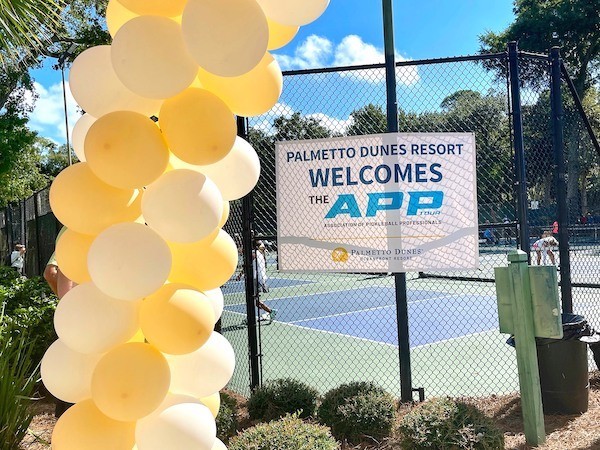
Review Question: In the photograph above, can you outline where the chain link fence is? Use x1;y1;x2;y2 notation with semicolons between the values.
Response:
1;48;599;400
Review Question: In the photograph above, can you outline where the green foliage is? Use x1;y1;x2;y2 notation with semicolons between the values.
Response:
228;413;340;450
398;397;504;450
216;392;239;443
347;103;387;135
0;272;58;365
0;324;39;450
317;382;396;444
248;378;319;422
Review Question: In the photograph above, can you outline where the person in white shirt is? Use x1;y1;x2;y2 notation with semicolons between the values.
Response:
531;231;559;266
10;243;26;275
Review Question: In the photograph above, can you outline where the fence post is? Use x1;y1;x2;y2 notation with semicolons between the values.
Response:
550;46;573;313
507;42;531;258
238;116;261;391
33;192;43;276
382;0;413;403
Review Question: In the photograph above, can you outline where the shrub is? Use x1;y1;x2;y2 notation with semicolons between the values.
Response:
0;275;57;365
318;382;396;444
248;378;319;422
0;324;39;450
228;413;340;450
398;397;504;450
216;392;238;442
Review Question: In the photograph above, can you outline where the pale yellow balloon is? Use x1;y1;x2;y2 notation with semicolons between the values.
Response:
55;228;94;284
117;0;187;17
69;45;161;118
159;88;236;165
91;342;170;421
135;403;216;450
212;438;227;450
166;332;235;398
199;392;221;418
85;111;169;189
197;52;282;117
72;113;96;163
142;169;223;243
169;230;238;291
140;283;215;355
128;328;146;343
52;399;136;450
181;0;268;77
197;137;261;201
49;163;143;236
88;222;172;301
41;340;103;404
256;0;330;26
106;0;138;38
54;283;140;354
267;18;299;50
203;288;224;323
111;16;198;99
219;201;230;228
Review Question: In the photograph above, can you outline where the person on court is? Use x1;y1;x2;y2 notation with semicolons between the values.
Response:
531;231;559;266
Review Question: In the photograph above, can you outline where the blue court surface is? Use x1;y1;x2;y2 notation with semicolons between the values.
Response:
224;287;498;347
221;277;313;295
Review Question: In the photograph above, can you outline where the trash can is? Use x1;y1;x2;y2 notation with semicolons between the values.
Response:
507;313;598;415
536;314;593;415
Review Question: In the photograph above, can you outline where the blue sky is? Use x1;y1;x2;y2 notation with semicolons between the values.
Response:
28;0;516;144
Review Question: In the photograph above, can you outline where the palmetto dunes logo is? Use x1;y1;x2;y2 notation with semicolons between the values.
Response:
331;247;349;263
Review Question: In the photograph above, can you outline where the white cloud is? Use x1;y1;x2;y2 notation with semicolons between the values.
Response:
275;34;419;86
27;81;81;143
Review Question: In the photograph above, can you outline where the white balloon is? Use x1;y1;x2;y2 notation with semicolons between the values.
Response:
196;137;261;201
142;170;223;243
41;340;103;404
69;45;161;118
54;282;140;354
135;403;216;450
166;332;235;398
203;288;224;322
256;0;330;26
71;113;96;162
212;439;227;450
88;222;172;301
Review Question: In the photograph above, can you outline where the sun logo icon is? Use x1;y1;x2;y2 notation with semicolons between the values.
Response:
331;247;349;263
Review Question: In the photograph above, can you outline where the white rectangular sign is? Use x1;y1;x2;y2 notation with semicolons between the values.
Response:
275;133;479;272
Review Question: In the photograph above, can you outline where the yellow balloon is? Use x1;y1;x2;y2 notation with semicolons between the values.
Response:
54;283;140;354
169;230;238;291
72;113;96;163
267;18;299;50
128;328;146;343
49;163;143;236
52;399;136;450
142;169;223;243
69;45;161;118
117;0;187;17
55;228;94;284
196;137;261;201
203;288;224;323
111;16;198;99
159;88;236;165
140;283;215;355
197;52;282;117
88;222;172;301
166;332;235;398
106;0;138;38
91;342;170;421
85;111;169;189
219;201;230;228
199;392;221;418
181;0;268;77
256;0;330;26
41;340;103;404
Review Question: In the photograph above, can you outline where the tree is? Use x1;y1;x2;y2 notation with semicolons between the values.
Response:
347;104;387;136
479;0;600;218
273;113;331;142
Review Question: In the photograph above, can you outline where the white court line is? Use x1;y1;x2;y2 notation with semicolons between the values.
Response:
412;329;501;350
